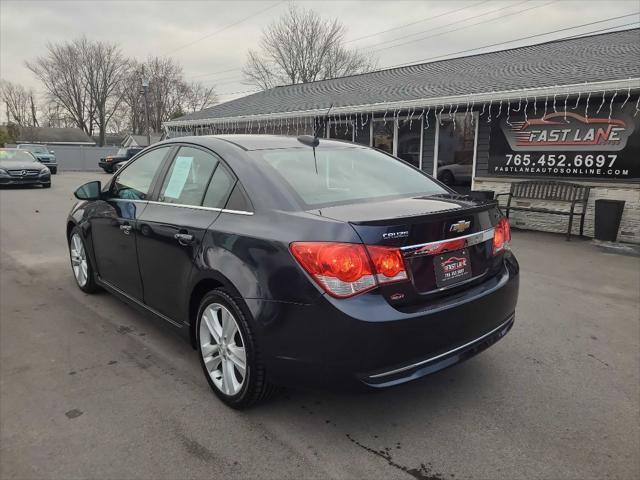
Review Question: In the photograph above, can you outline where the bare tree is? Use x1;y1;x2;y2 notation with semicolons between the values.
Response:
146;57;184;132
107;102;130;134
26;39;94;134
119;63;147;135
26;37;128;144
79;39;129;145
0;80;39;126
42;99;76;128
183;82;218;113
243;5;376;89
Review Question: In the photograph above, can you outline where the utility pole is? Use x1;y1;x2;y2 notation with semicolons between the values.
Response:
141;71;151;147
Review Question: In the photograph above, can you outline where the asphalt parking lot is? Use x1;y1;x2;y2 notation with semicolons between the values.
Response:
1;171;638;480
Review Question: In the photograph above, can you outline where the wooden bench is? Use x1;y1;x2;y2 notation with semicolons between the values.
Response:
495;181;591;241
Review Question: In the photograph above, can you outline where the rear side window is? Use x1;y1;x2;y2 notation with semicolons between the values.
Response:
203;164;235;209
255;147;447;208
113;147;169;200
159;147;219;206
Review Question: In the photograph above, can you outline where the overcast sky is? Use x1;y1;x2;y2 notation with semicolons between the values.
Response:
1;0;639;110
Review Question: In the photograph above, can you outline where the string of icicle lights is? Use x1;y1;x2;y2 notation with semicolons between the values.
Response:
166;86;640;138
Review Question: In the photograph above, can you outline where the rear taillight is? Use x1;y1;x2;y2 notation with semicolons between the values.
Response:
492;217;511;255
290;242;408;298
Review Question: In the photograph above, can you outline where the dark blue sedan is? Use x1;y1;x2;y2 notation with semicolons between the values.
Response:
67;135;519;408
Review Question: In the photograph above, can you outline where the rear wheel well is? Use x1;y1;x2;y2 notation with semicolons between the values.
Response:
189;278;224;348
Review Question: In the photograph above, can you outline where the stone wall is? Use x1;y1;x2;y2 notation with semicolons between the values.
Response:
474;177;640;244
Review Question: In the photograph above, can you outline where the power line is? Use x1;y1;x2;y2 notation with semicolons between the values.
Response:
359;0;530;51
561;21;639;40
217;88;260;98
164;1;284;56
189;66;243;80
344;0;492;44
367;0;557;54
383;15;640;70
181;0;549;84
183;0;493;81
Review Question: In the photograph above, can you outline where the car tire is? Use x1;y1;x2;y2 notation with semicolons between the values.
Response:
440;170;455;186
196;289;276;409
68;227;99;293
103;166;114;174
42;182;51;188
51;168;57;175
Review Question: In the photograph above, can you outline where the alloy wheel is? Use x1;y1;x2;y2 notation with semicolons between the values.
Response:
199;303;247;396
70;233;88;287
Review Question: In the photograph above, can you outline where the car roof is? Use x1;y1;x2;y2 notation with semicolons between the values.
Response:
201;134;358;151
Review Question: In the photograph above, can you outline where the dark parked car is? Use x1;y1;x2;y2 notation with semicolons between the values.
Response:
67;135;519;408
16;144;57;174
99;147;143;173
0;148;51;188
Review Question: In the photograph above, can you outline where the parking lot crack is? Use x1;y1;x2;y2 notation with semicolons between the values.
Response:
345;433;449;480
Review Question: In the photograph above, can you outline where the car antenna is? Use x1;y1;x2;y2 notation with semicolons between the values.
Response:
314;103;333;174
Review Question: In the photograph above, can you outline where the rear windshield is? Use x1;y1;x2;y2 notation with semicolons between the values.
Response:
255;147;447;208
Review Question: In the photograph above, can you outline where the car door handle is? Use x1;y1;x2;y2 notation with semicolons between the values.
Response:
120;224;132;235
174;233;194;246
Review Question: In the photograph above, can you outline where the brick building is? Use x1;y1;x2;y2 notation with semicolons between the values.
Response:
165;29;640;243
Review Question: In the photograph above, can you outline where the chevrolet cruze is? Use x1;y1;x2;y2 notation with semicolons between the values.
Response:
67;135;519;408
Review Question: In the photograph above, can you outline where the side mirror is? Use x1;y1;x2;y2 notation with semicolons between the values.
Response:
50;150;55;154
74;181;102;200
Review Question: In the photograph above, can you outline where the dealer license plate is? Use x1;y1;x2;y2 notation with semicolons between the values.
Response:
434;249;472;288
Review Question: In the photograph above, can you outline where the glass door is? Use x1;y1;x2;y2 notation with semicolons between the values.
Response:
372;120;394;155
435;113;477;194
397;117;423;168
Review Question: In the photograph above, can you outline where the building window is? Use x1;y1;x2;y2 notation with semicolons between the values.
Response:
354;121;370;146
372;120;394;154
435;113;477;191
397;117;422;168
328;121;354;141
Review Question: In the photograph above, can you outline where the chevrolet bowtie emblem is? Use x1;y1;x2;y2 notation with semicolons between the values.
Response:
449;220;471;233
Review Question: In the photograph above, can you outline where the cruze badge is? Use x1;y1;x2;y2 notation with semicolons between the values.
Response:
383;230;409;240
449;220;471;233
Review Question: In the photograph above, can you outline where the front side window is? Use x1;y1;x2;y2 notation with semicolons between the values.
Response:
257;146;447;208
113;147;169;200
159;147;219;206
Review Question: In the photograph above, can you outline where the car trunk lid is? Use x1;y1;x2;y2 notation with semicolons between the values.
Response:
308;194;503;307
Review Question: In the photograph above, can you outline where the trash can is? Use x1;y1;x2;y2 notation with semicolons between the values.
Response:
470;190;495;200
594;199;625;242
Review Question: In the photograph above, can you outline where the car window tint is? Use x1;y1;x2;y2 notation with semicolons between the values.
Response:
225;182;252;212
202;164;235;209
158;147;219;206
113;147;168;200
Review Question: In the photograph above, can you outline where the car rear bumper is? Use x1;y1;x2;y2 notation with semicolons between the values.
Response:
258;252;519;389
